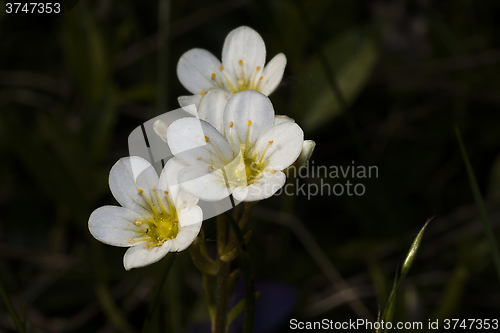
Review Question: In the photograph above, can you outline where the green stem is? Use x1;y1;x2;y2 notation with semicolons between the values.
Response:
225;211;255;333
214;262;230;333
0;277;26;333
455;126;500;281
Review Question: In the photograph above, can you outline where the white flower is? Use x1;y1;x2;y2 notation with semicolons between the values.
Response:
88;157;202;270
177;26;287;110
164;89;303;202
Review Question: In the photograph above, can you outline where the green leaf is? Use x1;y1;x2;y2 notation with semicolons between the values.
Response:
294;27;379;131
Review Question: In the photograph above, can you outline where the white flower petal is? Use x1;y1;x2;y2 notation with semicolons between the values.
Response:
233;170;286;202
166;118;234;167
171;206;203;251
223;90;274;150
251;122;304;170
274;115;295;125
153;119;169;143
259;53;286;95
294;140;316;168
123;241;172;270
197;87;232;134
158;157;199;210
178;95;202;115
222;26;266;88
178;165;232;202
88;206;145;247
177;48;221;94
109;157;159;217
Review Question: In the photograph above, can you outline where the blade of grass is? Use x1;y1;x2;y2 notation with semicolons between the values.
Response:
224;211;255;333
0;277;26;333
455;126;500;281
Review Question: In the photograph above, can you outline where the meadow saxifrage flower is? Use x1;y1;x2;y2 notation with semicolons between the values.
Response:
165;89;304;202
177;26;287;110
88;157;202;270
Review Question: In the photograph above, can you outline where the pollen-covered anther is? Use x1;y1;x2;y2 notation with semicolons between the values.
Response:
269;141;273;145
229;121;234;128
204;136;209;141
256;66;261;71
248;120;252;126
146;244;151;249
164;191;169;195
200;90;206;95
208;166;214;170
135;220;142;225
137;189;144;194
271;170;277;174
211;73;216;78
239;59;243;65
259;76;263;81
129;238;135;243
196;157;202;160
219;65;224;71
152;186;157;191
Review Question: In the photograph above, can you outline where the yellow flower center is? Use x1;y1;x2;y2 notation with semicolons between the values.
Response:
208;60;264;94
134;188;179;247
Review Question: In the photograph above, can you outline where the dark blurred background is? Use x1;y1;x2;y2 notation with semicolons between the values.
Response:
1;0;500;332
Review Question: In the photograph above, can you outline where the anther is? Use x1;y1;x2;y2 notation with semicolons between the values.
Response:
152;186;156;191
208;166;214;170
211;73;216;78
239;60;243;65
271;170;277;174
205;136;209;141
200;90;206;95
135;221;142;225
229;121;234;128
259;76;263;80
129;238;135;243
158;240;165;246
137;189;144;193
219;65;224;71
269;141;273;145
197;157;202;160
146;244;151;249
248;120;252;126
256;66;261;71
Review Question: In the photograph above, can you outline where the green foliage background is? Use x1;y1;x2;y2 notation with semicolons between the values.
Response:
1;0;500;331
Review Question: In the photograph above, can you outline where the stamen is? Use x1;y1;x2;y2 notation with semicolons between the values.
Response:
138;189;159;215
163;191;174;215
258;141;274;165
152;186;168;214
